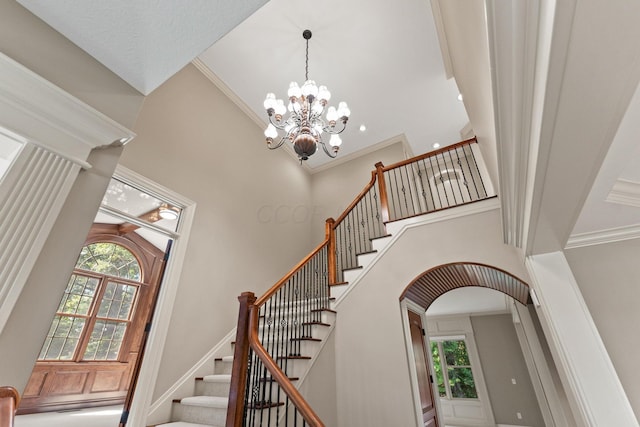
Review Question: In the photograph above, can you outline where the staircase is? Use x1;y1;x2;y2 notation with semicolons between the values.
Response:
153;312;337;426
153;228;406;427
151;138;493;427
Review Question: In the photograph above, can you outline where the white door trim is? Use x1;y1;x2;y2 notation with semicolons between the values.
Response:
110;165;196;427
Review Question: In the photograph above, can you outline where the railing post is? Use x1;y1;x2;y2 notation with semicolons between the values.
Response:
0;386;19;427
326;218;336;285
375;162;390;223
226;292;256;427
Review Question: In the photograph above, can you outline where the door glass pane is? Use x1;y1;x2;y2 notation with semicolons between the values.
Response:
101;177;182;233
447;367;478;398
38;315;86;360
97;282;137;320
58;274;99;315
83;320;127;360
76;243;141;281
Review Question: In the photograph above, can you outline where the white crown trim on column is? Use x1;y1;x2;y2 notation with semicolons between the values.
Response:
0;53;135;167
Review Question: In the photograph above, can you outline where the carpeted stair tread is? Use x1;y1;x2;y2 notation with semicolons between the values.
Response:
180;395;228;408
202;374;231;383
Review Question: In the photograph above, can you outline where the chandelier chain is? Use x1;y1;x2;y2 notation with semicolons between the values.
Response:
305;37;309;81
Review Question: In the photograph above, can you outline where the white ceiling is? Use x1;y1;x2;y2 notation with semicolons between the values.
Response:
17;0;268;95
426;287;510;318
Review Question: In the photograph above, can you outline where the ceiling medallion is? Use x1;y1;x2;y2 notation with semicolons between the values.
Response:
263;29;350;162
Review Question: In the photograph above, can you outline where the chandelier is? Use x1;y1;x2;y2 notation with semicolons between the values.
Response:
263;29;350;162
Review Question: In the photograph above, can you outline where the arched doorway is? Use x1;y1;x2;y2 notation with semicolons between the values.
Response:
400;262;531;427
400;262;530;309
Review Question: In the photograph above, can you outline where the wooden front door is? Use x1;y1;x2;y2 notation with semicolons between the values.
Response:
18;225;165;414
408;310;439;427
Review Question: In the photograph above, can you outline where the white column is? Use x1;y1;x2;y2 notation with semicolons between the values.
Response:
0;52;135;333
526;251;639;427
0;143;81;330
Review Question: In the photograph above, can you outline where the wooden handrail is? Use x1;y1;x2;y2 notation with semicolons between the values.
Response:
381;137;477;171
0;386;19;427
248;306;325;427
254;240;329;307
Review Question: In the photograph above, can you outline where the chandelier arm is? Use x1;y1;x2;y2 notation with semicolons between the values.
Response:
268;114;289;130
317;139;338;158
267;135;288;150
323;120;348;135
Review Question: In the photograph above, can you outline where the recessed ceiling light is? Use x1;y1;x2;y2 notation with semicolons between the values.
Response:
433;143;441;149
457;93;463;102
359;124;367;132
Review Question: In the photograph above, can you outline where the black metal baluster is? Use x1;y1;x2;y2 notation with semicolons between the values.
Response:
452;147;470;202
446;149;464;205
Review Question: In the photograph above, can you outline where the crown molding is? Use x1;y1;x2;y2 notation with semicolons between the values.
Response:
606;178;640;208
308;134;411;175
566;223;640;249
191;58;312;173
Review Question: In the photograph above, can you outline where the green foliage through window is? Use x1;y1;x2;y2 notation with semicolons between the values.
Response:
431;339;478;399
76;243;141;281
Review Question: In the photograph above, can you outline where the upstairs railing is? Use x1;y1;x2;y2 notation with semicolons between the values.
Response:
227;138;493;427
0;386;19;427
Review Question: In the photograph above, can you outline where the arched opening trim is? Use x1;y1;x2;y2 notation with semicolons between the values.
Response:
400;262;530;309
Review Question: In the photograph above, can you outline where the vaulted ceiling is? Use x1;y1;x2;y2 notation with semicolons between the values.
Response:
16;0;640;248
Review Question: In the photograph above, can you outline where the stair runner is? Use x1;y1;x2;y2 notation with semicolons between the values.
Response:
155;234;395;426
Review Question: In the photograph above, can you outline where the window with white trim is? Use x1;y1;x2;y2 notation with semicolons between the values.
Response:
430;338;478;399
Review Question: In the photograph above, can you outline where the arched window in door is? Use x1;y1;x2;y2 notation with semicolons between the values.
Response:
38;242;144;362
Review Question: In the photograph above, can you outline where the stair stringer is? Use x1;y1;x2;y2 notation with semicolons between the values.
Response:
333;198;502;308
146;328;237;426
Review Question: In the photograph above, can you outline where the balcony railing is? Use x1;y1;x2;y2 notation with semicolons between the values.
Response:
227;138;494;427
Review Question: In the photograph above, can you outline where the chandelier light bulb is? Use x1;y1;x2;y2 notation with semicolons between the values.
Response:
337;102;351;120
265;124;278;139
275;99;287;117
329;134;342;147
326;106;338;122
288;82;301;99
318;85;331;103
264;93;276;111
261;29;349;162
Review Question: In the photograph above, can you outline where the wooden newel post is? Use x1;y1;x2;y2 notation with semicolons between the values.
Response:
0;386;19;427
375;162;390;224
226;292;257;427
325;218;336;285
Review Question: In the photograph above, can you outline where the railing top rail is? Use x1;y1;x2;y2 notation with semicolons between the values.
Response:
254;239;329;307
381;137;478;172
331;170;378;228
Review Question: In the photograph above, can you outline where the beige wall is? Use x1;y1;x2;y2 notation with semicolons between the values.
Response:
472;313;544;426
565;239;640;419
333;205;530;427
309;142;406;243
0;0;143;128
119;63;315;399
